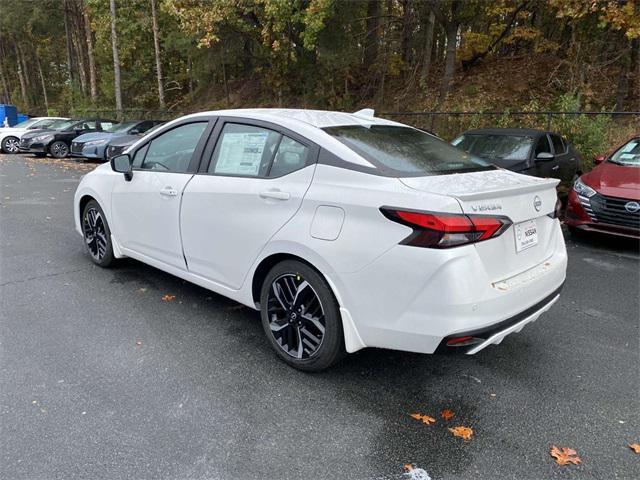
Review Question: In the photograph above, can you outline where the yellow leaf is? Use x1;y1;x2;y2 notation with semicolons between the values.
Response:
162;294;176;301
629;443;640;454
449;426;473;440
409;413;436;425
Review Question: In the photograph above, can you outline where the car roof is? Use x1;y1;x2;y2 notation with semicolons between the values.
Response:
461;128;556;137
185;108;402;129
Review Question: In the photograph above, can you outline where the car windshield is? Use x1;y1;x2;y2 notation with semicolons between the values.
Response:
12;118;39;128
609;138;640;166
48;119;78;131
323;125;491;176
451;134;534;161
105;122;136;133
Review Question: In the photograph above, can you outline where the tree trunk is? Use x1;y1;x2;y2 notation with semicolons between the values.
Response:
400;0;412;66
83;3;98;105
73;2;88;97
150;0;166;109
420;9;435;86
13;41;29;109
627;38;639;109
63;0;75;107
439;22;458;102
364;0;380;68
109;0;123;120
0;53;10;104
36;55;49;114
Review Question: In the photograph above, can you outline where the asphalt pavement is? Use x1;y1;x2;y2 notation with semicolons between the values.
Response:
1;153;638;480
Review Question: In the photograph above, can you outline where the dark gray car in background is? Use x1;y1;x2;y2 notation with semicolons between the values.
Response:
452;128;582;190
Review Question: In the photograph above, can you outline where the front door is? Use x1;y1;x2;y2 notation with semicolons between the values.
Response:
181;120;318;289
533;134;561;180
111;121;211;269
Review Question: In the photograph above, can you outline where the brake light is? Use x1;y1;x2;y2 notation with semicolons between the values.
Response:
381;207;512;248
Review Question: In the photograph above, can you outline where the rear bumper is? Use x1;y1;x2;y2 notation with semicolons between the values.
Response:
336;220;567;354
435;284;563;354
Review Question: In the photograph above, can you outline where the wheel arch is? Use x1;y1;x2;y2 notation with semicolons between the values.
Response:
249;249;366;354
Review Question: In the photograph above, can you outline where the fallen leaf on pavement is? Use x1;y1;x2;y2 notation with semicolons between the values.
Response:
162;294;176;301
403;464;413;472
410;413;436;425
629;443;640;454
441;409;455;420
449;426;473;440
135;341;142;346
550;446;581;465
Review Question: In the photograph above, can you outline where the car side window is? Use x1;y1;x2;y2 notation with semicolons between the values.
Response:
77;120;97;130
268;135;310;177
100;121;115;130
535;135;552;156
550;134;565;154
132;143;150;168
139;122;208;173
136;121;154;134
209;123;281;177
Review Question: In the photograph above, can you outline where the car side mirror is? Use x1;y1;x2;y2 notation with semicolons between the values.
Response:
536;152;555;161
110;153;133;181
594;155;606;165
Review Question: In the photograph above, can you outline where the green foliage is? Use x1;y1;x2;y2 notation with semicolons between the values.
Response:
550;93;613;169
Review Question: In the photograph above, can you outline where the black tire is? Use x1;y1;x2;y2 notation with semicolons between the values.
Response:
81;200;115;267
49;140;69;159
1;136;19;154
260;260;346;371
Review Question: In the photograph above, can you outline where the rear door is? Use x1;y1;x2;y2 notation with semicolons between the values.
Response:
180;118;318;289
111;120;213;269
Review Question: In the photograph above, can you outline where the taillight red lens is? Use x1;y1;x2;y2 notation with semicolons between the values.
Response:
381;207;512;248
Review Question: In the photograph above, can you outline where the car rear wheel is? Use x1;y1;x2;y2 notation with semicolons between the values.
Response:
49;141;69;159
82;200;115;267
260;260;346;371
1;136;19;154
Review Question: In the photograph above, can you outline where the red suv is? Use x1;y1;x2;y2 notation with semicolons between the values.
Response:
565;136;640;238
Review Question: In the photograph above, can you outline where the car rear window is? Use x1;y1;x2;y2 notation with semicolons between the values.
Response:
323;125;491;176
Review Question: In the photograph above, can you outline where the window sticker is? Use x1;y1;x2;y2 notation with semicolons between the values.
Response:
621;141;638;153
215;131;269;175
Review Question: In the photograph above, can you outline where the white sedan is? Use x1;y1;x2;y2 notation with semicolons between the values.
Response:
74;109;567;371
0;117;68;153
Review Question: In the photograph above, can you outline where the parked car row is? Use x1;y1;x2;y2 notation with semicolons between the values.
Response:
0;116;163;160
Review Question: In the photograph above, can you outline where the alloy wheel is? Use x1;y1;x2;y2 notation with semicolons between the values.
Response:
83;207;108;261
51;142;68;158
3;137;19;153
267;273;326;359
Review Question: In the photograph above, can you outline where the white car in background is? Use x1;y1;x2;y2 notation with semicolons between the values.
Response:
73;109;567;371
0;117;69;153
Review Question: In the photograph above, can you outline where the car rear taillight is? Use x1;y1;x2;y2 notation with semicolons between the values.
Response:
380;207;512;248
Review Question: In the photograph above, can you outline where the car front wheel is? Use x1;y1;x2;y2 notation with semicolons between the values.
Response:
260;260;346;371
1;136;19;153
49;141;69;158
82;200;115;267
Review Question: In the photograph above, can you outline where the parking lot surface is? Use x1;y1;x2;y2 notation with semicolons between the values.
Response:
1;154;638;480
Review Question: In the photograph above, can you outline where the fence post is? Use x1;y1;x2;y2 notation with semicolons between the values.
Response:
546;113;552;130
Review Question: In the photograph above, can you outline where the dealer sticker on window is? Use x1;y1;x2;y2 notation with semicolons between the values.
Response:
514;219;538;252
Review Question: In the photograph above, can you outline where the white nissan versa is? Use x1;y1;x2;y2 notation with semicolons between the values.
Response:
74;109;567;371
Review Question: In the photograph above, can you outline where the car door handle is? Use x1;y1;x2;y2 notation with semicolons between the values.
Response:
552;165;560;171
259;190;290;201
160;186;178;197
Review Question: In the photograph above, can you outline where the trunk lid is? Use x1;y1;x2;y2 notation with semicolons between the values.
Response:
400;169;561;282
